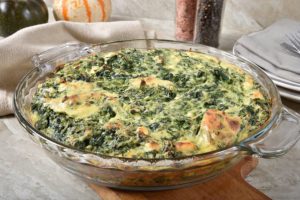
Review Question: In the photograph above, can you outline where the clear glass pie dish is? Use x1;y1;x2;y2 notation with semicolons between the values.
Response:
13;39;300;190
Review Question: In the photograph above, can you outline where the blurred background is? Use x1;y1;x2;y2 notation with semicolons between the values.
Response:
44;0;300;49
44;0;300;26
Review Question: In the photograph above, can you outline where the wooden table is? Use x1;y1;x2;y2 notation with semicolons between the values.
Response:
90;157;270;200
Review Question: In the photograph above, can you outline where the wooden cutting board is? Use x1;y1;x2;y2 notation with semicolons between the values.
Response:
89;156;270;200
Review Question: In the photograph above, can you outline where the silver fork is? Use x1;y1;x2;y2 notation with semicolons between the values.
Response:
281;31;300;57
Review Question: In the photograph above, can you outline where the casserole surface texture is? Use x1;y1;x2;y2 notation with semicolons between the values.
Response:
30;48;271;159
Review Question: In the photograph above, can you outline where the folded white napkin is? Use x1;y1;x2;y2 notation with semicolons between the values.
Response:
0;21;146;116
234;19;300;84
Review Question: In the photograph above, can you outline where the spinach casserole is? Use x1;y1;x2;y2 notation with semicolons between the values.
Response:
30;48;271;159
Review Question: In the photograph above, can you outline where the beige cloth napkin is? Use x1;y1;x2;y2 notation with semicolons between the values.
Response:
0;21;146;116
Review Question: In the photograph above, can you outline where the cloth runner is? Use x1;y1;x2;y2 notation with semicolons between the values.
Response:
234;19;300;84
0;21;146;116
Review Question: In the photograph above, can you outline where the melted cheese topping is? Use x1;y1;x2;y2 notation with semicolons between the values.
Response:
46;98;99;119
43;81;117;119
30;48;271;159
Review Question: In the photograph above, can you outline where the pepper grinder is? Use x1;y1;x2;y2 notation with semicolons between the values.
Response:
175;0;224;47
193;0;225;47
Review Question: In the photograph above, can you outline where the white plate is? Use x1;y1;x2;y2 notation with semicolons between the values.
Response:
232;42;300;92
264;71;300;92
277;86;300;102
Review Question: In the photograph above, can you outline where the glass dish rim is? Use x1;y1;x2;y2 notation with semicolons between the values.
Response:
13;39;282;163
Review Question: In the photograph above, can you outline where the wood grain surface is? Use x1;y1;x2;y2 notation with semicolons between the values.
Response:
90;156;271;200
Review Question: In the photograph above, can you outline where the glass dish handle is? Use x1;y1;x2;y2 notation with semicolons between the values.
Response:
241;107;300;158
32;42;92;70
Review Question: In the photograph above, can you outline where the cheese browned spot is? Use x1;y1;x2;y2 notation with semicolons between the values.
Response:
63;94;79;105
136;126;149;136
200;109;241;147
145;141;160;151
104;121;123;130
130;76;174;89
175;141;196;153
251;90;264;99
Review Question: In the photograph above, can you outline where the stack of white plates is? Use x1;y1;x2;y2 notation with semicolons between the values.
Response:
233;45;300;103
264;70;300;102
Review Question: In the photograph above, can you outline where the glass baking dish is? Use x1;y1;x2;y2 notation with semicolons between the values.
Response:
13;39;300;190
